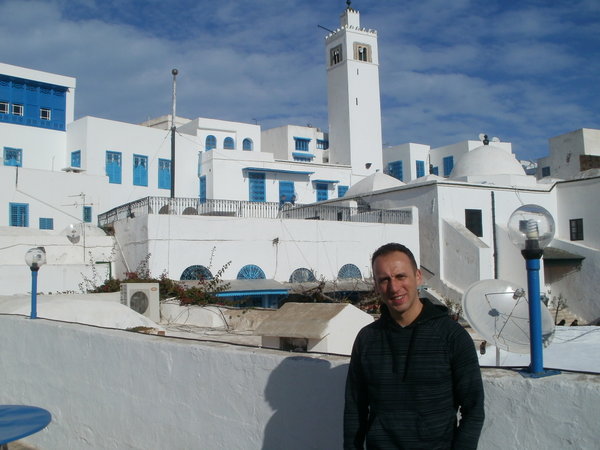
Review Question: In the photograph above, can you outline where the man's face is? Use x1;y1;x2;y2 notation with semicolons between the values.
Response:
373;250;423;326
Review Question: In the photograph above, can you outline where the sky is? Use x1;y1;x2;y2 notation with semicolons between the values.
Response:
1;0;599;161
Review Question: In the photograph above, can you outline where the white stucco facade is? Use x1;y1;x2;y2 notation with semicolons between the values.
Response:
537;128;600;180
1;315;598;450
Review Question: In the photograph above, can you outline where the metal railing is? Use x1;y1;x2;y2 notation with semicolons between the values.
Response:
98;197;412;227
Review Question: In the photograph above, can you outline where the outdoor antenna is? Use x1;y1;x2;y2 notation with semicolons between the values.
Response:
462;279;555;365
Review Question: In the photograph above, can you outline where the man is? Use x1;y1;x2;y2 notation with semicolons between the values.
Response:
344;243;484;449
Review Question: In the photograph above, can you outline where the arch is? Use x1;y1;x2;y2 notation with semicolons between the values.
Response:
180;265;213;281
158;205;170;215
224;137;235;150
237;264;266;280
289;268;316;283
338;264;362;279
182;207;198;215
242;138;253;151
205;135;216;151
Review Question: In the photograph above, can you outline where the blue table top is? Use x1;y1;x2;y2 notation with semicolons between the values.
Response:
0;405;52;445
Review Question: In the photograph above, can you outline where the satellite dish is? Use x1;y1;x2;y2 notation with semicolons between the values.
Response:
491;136;500;143
462;279;555;354
478;133;486;141
66;224;81;244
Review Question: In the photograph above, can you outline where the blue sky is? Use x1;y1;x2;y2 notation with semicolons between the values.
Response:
1;0;598;160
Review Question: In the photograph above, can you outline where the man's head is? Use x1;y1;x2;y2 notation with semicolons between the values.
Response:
371;243;422;326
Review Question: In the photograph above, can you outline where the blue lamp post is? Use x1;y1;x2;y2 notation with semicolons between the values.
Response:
508;205;559;377
25;247;46;319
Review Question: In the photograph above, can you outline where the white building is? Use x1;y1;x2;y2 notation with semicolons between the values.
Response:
0;4;598;322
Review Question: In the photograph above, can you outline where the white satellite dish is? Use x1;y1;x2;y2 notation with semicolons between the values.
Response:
462;279;555;354
66;224;81;244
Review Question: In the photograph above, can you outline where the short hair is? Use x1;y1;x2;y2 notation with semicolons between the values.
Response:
371;242;418;272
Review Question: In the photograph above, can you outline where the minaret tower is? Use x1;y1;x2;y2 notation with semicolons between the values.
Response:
325;1;383;180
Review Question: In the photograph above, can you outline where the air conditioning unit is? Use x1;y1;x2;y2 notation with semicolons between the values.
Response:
120;283;160;323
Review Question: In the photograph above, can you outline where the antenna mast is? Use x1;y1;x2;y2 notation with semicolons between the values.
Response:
170;68;178;198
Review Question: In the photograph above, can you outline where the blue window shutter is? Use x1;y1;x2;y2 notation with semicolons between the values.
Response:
224;137;235;149
443;156;454;177
387;161;403;181
4;147;22;167
416;160;425;178
106;151;122;184
71;150;81;168
431;166;439;175
338;185;348;197
248;172;266;202
133;154;148;186
206;135;216;150
39;217;54;230
83;206;92;223
242;138;253;151
279;181;294;204
316;183;328;201
158;158;171;189
199;176;207;203
9;203;29;227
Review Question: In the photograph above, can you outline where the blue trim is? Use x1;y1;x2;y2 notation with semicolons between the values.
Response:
312;179;339;184
243;167;314;175
292;152;315;159
215;289;288;297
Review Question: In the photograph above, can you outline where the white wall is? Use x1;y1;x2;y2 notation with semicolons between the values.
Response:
113;212;419;283
0;122;68;170
1;315;598;449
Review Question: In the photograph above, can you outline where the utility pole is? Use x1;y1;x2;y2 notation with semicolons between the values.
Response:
170;68;178;199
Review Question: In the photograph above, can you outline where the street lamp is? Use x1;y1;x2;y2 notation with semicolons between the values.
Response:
507;204;559;377
25;247;46;319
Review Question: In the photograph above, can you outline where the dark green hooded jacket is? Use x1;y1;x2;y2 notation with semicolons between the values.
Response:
344;298;484;449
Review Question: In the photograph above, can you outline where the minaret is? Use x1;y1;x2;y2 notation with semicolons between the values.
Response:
325;1;383;179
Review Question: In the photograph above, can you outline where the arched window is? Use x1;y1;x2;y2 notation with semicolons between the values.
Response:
180;265;213;281
338;264;362;279
224;137;235;150
237;264;266;280
205;135;216;151
289;268;316;283
242;138;253;151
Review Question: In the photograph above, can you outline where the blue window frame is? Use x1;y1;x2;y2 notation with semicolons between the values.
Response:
338;185;348;198
199;175;207;203
0;75;67;130
71;150;81;168
83;206;92;223
279;181;294;205
416;160;425;178
443;156;454;177
294;137;311;151
316;183;328;201
105;151;122;184
387;161;403;181
39;217;54;230
316;139;329;150
293;153;314;162
541;167;551;177
249;172;266;202
224;137;235;149
289;268;316;283
206;135;216;151
243;138;253;151
3;147;22;167
237;264;266;280
338;264;362;279
158;158;171;190
9;203;28;227
431;166;439;175
133;154;148;186
180;265;213;281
